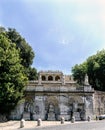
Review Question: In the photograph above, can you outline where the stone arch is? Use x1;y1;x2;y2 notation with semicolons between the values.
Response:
24;97;34;113
68;96;84;111
69;96;84;104
48;75;53;81
45;96;60;120
45;96;58;106
68;96;85;120
55;75;60;81
23;97;35;120
42;75;46;81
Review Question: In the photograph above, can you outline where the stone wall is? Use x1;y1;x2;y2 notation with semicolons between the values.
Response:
9;71;95;121
10;91;94;121
94;91;105;116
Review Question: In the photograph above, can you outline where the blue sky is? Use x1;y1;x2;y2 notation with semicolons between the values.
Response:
0;0;105;74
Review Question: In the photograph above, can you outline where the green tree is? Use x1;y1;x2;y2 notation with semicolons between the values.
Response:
87;50;105;91
72;49;105;91
6;28;34;68
0;33;27;117
27;67;38;80
72;62;87;85
0;26;38;80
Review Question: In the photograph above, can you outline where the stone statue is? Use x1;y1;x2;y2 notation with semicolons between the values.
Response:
72;102;77;112
48;104;54;113
84;74;89;85
47;104;55;120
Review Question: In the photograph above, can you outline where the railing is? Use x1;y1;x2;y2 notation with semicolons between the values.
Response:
28;80;77;84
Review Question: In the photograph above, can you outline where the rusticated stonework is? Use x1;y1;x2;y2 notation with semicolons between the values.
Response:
9;71;105;121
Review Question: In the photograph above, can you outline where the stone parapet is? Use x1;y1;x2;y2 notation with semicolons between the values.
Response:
25;85;94;93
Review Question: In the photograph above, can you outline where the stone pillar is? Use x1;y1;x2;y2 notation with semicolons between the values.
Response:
83;96;86;121
37;118;42;126
20;119;25;128
53;75;55;81
62;75;65;85
38;74;41;85
52;75;55;81
71;116;75;123
46;75;48;81
61;117;65;124
87;116;91;121
96;116;98;121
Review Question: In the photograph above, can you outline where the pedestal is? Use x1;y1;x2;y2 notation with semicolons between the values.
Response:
23;112;30;120
73;112;81;121
47;112;55;121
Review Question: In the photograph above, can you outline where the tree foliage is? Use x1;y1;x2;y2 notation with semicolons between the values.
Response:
72;49;105;91
87;50;105;91
27;67;38;80
72;62;87;85
0;26;38;80
6;28;34;68
0;33;27;114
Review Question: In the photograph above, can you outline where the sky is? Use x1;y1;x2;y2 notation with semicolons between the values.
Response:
0;0;105;74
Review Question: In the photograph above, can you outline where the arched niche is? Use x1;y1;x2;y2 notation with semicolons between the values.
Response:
48;75;53;81
42;75;46;81
55;75;60;81
24;98;34;113
45;96;60;120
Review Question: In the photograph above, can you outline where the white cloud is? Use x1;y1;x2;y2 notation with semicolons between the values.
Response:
60;39;69;45
58;36;74;45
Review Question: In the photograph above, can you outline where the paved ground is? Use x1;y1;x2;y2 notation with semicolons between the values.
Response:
0;121;65;130
0;120;105;130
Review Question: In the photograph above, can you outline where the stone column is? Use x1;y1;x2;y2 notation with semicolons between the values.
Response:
38;74;41;85
62;75;65;85
46;75;48;81
83;96;86;120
